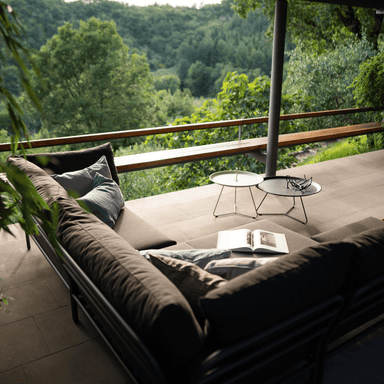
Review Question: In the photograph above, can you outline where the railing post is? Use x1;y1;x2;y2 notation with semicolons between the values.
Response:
238;125;242;141
266;0;287;177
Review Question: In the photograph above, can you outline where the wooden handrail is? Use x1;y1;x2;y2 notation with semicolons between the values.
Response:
0;107;379;152
114;122;383;173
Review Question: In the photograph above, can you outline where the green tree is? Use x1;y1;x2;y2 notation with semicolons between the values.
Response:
284;36;377;129
144;72;310;191
185;60;213;97
25;17;159;139
153;73;181;93
351;50;384;148
233;1;383;52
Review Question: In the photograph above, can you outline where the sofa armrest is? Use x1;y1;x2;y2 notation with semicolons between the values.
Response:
311;217;384;242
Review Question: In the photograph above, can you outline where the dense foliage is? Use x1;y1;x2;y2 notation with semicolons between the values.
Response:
2;0;275;99
23;18;160;142
233;0;383;52
1;0;383;202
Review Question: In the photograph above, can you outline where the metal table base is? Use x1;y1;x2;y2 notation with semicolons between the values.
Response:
256;193;309;224
213;185;258;219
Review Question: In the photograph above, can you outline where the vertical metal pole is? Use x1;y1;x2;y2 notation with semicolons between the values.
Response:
266;0;287;177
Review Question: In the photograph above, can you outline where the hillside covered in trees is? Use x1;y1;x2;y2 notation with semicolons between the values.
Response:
3;0;277;98
1;0;383;199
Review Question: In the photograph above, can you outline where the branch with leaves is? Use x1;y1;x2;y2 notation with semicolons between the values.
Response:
1;2;61;311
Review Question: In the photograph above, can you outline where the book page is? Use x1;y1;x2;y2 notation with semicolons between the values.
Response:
217;229;252;250
252;230;288;253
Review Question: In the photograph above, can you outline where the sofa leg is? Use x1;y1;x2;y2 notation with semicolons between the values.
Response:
69;279;79;324
26;233;31;250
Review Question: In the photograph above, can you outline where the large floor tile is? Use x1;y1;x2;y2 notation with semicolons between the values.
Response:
3;255;56;289
0;317;50;373
34;306;98;354
0;269;11;292
306;200;357;223
0;366;28;384
0;281;58;326
22;338;129;384
44;274;71;307
0;240;23;266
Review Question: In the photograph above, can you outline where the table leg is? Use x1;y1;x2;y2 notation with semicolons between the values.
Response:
213;186;258;219
257;194;309;224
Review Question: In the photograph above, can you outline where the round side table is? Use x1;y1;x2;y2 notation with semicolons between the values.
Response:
256;176;322;224
210;170;263;219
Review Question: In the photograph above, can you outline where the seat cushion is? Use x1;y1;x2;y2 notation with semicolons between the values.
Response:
200;241;354;345
113;206;176;250
311;217;384;243
25;142;120;185
56;198;205;376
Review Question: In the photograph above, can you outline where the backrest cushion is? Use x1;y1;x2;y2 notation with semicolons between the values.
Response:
56;198;205;375
25;142;119;185
52;155;112;197
342;227;384;290
200;241;354;345
312;216;384;242
149;253;227;328
7;156;69;205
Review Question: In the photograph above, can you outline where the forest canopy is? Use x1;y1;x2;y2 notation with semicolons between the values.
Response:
1;0;384;200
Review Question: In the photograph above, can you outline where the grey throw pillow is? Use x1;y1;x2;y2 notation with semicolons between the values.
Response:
77;172;124;227
139;248;232;268
52;155;112;197
205;257;280;280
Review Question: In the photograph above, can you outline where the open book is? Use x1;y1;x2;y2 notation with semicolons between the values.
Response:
217;229;289;254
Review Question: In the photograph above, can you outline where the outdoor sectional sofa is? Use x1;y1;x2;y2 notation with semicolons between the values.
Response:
7;142;384;384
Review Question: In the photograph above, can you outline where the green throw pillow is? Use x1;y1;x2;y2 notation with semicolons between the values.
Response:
77;172;124;227
52;155;112;197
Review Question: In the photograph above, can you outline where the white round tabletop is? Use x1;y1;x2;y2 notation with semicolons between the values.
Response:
209;170;263;187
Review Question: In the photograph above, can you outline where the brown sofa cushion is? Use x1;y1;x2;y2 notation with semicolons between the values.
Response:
25;142;120;185
311;217;384;243
113;207;176;250
342;226;384;290
200;241;354;345
7;156;69;205
149;253;227;328
56;198;205;377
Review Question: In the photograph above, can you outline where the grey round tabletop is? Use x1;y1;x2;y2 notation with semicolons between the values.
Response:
210;170;263;187
257;176;321;197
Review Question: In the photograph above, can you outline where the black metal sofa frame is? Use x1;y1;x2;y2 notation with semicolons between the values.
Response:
29;212;384;384
30;216;345;384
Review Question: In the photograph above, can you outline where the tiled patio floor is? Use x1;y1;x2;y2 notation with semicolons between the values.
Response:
1;149;384;383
